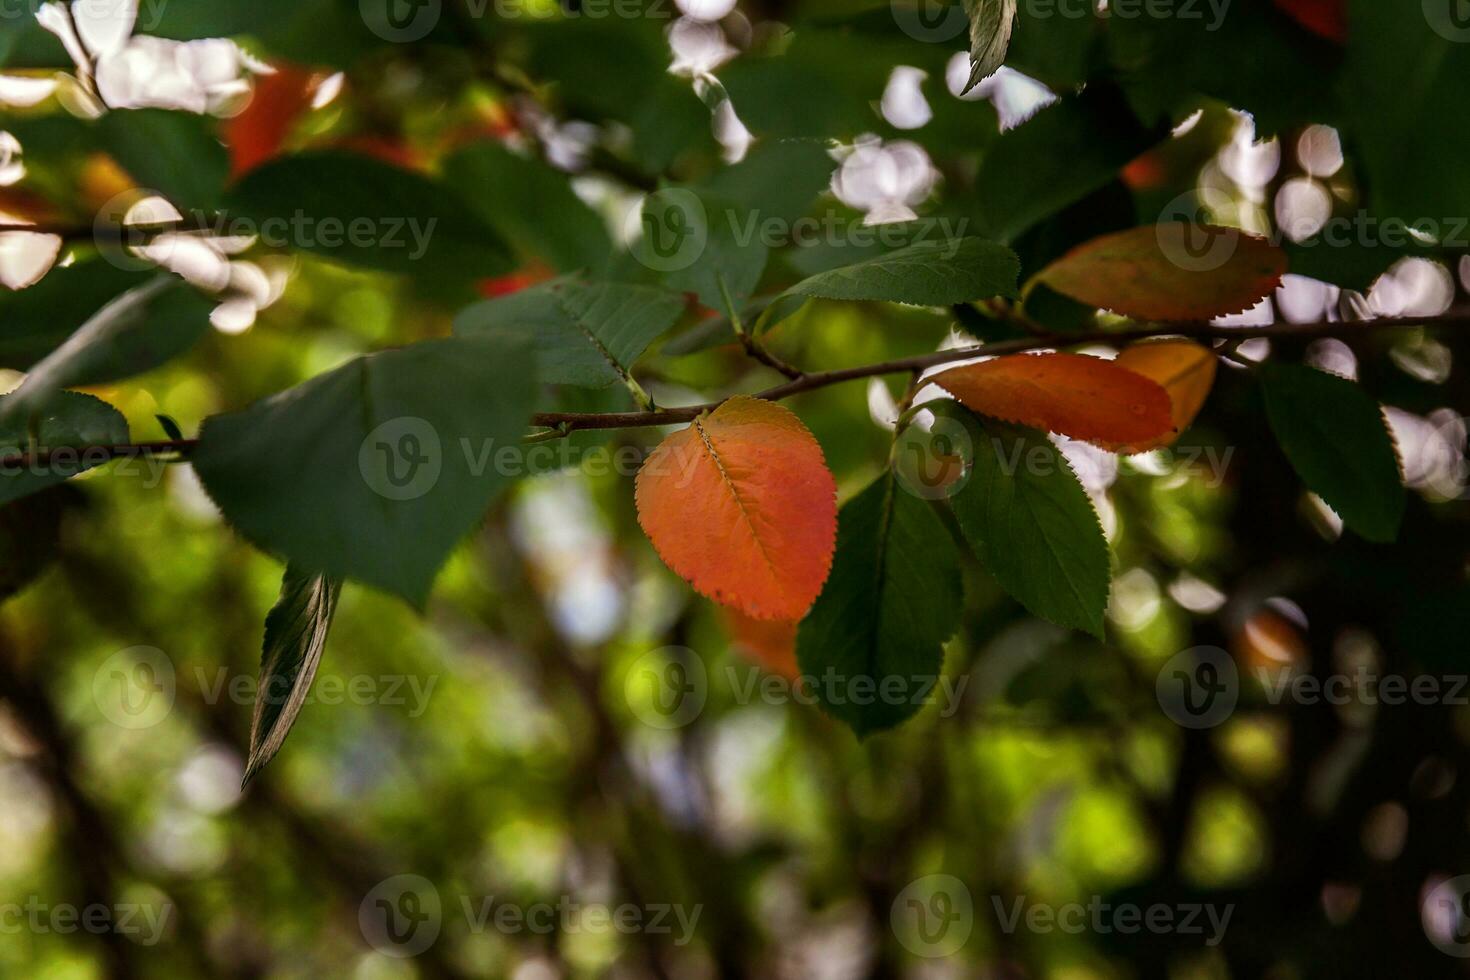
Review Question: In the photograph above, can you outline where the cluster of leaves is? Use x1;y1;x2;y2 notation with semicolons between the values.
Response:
0;0;1449;776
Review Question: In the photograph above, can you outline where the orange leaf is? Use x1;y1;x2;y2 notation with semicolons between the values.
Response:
225;64;316;179
635;396;837;621
720;606;799;681
1033;223;1287;322
931;353;1174;448
1111;340;1218;451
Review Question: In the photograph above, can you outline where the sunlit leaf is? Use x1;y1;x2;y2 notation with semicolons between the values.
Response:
962;0;1017;92
636;396;837;621
1111;339;1218;451
931;352;1174;448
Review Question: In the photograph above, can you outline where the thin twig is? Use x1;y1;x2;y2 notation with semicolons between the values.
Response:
1;311;1462;467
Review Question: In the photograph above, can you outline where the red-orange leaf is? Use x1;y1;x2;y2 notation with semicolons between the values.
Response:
1033;223;1287;322
225;64;316;179
720;606;799;681
636;396;837;621
931;353;1174;448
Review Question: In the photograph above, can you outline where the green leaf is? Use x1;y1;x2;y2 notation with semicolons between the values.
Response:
242;564;342;787
225;151;513;282
0;260;154;371
191;334;536;605
0;392;129;507
783;238;1020;307
156;415;185;442
1260;363;1405;543
97;109;228;212
976;86;1163;242
454;278;685;389
962;0;1017;92
649;194;770;311
796;472;962;736
0;486;80;602
0;275;213;426
941;407;1109;638
442;142;613;275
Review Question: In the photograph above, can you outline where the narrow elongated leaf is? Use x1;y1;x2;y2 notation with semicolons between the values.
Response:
243;564;342;787
783;238;1020;307
1260;362;1404;543
796;473;962;735
931;353;1174;448
0;392;129;506
225;151;513;281
636;397;837;620
454;278;685;388
0;274;213;426
192;334;536;605
98;109;229;211
963;0;1017;92
939;405;1109;637
1032;224;1287;321
1111;340;1218;451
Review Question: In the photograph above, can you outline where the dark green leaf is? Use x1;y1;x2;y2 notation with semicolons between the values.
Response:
242;564;342;787
796;473;963;736
97;109;229;212
1260;363;1405;543
0;275;213;425
784;237;1020;307
0;260;154;370
454;278;685;388
191;334;536;605
942;406;1109;637
0;392;129;507
156;415;185;441
649;194;770;311
443;142;613;275
225;151;513;281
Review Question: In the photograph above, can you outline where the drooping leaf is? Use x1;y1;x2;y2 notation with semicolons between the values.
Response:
1111;340;1218;451
225;151;513;281
783;238;1020;307
0;485;81;602
1032;224;1288;322
930;353;1174;448
0;392;129;506
796;472;962;735
0;275;213;426
1259;362;1404;543
938;405;1109;637
635;396;837;621
191;334;536;605
243;564;342;787
443;142;613;275
962;0;1018;92
97;109;229;211
454;278;685;389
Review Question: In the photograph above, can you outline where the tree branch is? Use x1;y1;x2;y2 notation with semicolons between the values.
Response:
0;311;1462;468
